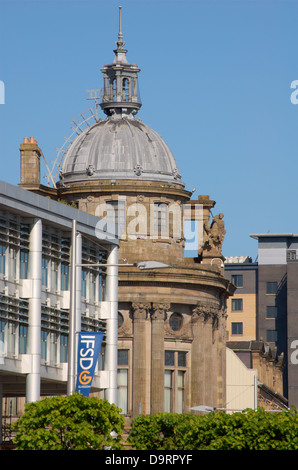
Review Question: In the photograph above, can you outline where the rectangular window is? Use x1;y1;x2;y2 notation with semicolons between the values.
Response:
60;334;68;363
287;250;296;261
0;243;6;275
117;369;128;414
89;272;97;302
42;257;49;287
164;370;173;413
51;260;59;292
266;282;278;294
118;350;129;414
9;247;17;279
267;330;278;342
41;330;48;360
118;349;129;366
231;274;243;287
231;298;243;311
7;323;16;356
231;322;243;335
20;250;28;279
177;371;185;414
266;306;278;318
0;320;5;355
178;351;187;367
50;332;58;364
61;263;69;291
165;350;175;366
106;200;126;238
19;325;27;354
81;269;87;298
164;351;187;414
154;203;168;236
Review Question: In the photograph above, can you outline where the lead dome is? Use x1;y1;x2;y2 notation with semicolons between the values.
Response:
57;7;183;188
59;116;183;186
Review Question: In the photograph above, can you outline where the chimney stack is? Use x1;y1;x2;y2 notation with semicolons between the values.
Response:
20;137;41;187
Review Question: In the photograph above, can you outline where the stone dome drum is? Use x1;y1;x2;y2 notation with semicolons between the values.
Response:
59;116;184;187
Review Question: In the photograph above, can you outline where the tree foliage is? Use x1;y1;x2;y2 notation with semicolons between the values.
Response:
128;408;298;450
12;393;125;450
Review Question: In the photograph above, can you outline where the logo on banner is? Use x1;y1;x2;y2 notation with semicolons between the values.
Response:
76;332;104;396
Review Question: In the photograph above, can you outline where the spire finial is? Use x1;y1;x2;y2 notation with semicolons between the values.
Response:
116;5;125;50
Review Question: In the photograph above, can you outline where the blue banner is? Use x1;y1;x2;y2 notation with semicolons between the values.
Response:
75;331;104;396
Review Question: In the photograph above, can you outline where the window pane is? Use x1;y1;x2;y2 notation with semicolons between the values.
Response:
231;298;243;311
232;275;243;287
266;282;278;294
154;203;168;234
61;263;69;290
266;306;277;318
0;244;5;275
81;269;87;298
20;250;28;279
231;322;243;335
19;325;27;354
117;369;128;414
177;371;184;414
42;257;48;287
118;369;128;386
60;334;68;362
178;351;187;367
41;330;48;360
164;370;172;413
267;330;278;342
0;320;5;349
106;201;126;238
165;350;175;366
51;260;59;291
118;349;128;366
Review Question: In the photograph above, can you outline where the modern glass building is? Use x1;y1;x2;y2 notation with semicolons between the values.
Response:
0;180;119;437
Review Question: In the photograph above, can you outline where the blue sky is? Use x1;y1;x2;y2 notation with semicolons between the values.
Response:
0;0;298;260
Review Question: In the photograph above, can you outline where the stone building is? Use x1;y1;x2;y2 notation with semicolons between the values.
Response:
19;8;235;416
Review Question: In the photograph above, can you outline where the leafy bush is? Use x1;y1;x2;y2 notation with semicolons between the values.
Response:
128;408;298;450
12;393;125;450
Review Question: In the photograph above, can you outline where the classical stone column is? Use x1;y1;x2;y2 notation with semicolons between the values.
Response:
215;296;228;408
151;303;169;415
131;302;151;416
191;301;220;409
191;304;206;409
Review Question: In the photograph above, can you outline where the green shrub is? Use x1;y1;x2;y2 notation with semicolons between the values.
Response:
128;407;298;450
12;393;125;450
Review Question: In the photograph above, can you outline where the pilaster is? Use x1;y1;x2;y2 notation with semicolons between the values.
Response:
131;302;151;415
151;303;170;415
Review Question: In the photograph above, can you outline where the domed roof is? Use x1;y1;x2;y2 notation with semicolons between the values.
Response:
58;7;184;188
59;115;184;187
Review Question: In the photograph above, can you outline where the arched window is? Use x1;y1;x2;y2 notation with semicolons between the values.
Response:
122;78;130;101
110;78;117;101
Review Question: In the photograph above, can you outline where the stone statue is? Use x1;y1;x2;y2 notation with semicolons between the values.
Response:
199;213;226;258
